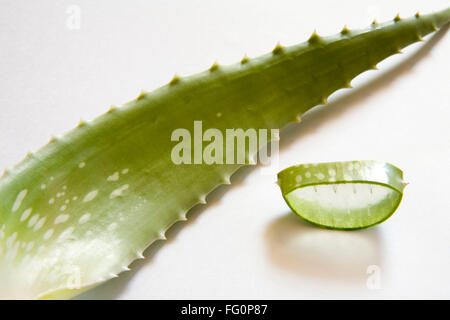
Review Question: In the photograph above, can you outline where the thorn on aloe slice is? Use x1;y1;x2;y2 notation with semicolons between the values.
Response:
277;160;406;230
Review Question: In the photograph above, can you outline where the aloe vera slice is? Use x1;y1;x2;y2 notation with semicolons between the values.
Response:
277;161;406;230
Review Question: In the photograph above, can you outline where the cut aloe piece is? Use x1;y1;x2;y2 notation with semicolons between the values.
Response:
277;161;406;230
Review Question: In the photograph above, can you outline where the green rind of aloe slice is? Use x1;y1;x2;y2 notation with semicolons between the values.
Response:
277;161;406;230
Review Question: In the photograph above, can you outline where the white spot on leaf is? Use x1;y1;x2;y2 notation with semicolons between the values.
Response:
328;168;336;177
54;214;69;224
33;217;46;231
315;173;325;180
79;213;91;224
12;189;28;212
43;229;54;240
0;225;5;239
57;227;75;242
110;185;129;199
26;242;34;251
83;190;98;202
28;214;40;228
108;223;118;231
20;208;33;222
6;232;17;248
107;172;119;182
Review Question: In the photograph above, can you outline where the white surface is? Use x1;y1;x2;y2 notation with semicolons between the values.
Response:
0;0;449;299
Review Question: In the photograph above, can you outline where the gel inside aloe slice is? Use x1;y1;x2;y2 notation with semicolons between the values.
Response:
277;161;406;230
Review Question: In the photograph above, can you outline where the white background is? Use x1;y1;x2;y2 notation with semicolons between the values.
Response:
0;0;449;299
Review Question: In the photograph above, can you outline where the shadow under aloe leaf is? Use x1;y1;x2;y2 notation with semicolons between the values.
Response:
265;213;382;281
76;26;448;299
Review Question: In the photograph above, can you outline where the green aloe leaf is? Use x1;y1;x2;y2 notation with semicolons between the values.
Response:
277;161;406;230
0;9;449;299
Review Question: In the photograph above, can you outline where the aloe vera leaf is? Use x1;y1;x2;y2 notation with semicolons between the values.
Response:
277;161;405;230
0;9;449;299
